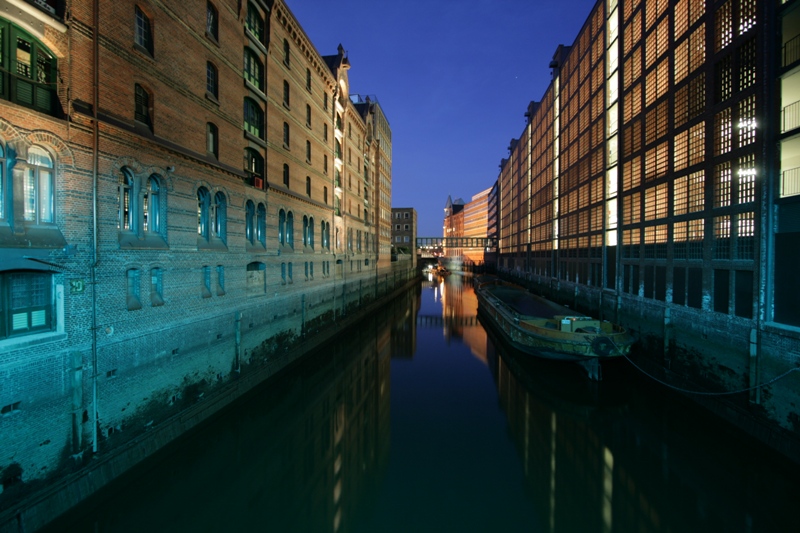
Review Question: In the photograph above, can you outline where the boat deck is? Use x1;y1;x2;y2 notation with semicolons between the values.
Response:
481;284;574;318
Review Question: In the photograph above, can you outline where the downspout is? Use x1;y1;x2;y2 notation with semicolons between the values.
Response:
91;0;100;453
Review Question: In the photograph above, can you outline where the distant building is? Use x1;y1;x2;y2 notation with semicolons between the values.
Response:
442;191;490;266
391;207;417;266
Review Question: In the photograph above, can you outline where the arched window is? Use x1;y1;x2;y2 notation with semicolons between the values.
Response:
134;5;153;55
283;80;290;107
244;48;264;91
302;215;309;247
143;175;160;233
286;211;294;248
0;21;58;115
278;209;286;245
127;268;142;310
245;2;265;44
244;98;264;139
283;163;290;187
283;38;290;66
135;84;152;129
119;167;135;230
257;203;266;246
245;148;264;180
213;191;226;241
246;261;266;296
283;121;290;147
197;187;210;239
245;200;255;244
308;216;315;250
321;220;328;249
206;62;218;99
206;2;218;41
0;142;5;220
25;146;54;224
207;122;218;158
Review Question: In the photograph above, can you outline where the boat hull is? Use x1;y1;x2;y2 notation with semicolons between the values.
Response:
475;279;633;363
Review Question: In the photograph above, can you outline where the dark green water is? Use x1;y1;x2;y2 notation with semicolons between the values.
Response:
45;275;800;532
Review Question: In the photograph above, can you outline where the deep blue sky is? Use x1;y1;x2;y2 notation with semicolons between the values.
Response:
285;0;600;237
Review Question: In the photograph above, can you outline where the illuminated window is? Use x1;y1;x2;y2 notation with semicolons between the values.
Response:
714;215;731;259
715;1;732;52
644;141;668;181
714;162;732;208
25;146;54;225
738;0;756;35
714;108;732;155
738;37;756;91
738;154;755;204
738;95;756;147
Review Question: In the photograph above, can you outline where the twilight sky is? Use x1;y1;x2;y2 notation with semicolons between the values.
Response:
285;0;600;237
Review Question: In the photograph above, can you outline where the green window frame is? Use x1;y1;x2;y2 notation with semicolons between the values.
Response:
0;21;58;115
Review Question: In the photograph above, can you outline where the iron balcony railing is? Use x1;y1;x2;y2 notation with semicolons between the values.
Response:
781;167;800;198
782;100;800;133
784;34;800;68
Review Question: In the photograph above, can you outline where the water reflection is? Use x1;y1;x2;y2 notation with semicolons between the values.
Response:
44;276;800;533
46;290;419;533
483;288;800;533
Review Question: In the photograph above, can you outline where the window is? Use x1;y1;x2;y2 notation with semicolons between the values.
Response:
324;93;328;110
135;5;153;56
202;266;212;298
278;209;286;245
283;39;290;66
206;62;218;99
286;212;294;248
0;271;53;338
206;2;218;41
306;68;311;91
324;186;328;204
246;262;266;296
0;143;4;220
134;84;152;130
143;176;161;233
245;200;255;244
244;98;264;139
150;267;163;306
283;122;290;148
306;140;311;162
283;163;290;187
324;155;328;174
324;124;328;141
207;123;218;158
213;191;226;242
245;2;264;44
256;203;266;246
306;104;311;127
308;216;314;249
244;48;264;91
216;265;225;296
197;187;210;239
245;148;264;180
283;80;290;107
306;176;311;197
0;21;58;115
127;268;142;310
303;215;309;246
25;146;54;225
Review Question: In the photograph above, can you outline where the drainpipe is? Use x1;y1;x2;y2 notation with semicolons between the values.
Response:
91;0;100;453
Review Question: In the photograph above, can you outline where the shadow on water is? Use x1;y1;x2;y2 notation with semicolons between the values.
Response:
42;276;800;533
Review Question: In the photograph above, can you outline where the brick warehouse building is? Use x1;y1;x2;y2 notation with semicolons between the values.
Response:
492;0;800;454
0;0;406;523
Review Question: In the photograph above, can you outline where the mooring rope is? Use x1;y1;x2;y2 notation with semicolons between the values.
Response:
600;334;800;396
622;352;800;396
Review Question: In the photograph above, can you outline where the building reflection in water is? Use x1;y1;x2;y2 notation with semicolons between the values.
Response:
484;320;800;533
45;290;419;533
418;274;486;364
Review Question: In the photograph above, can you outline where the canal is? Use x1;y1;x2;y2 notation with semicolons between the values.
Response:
44;274;800;532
